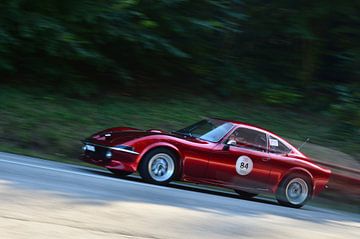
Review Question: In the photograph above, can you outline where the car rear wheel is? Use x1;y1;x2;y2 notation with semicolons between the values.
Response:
139;148;177;184
108;169;132;177
276;174;311;208
234;190;258;199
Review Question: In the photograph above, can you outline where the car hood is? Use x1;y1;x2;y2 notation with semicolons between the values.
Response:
86;127;185;146
85;127;207;146
88;130;149;145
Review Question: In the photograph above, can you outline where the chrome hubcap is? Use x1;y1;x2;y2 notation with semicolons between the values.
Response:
285;178;309;205
148;153;175;182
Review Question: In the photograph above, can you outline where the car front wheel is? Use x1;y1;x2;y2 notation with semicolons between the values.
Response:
139;148;177;184
276;175;311;208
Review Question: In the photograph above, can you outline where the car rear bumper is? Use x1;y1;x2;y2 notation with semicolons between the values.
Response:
312;178;330;197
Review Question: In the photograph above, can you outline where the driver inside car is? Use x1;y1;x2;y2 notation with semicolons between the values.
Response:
227;132;248;147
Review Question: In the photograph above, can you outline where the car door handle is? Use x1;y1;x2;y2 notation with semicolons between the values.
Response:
262;157;271;162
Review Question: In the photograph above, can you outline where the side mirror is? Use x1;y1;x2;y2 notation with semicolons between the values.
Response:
223;139;236;150
227;139;237;146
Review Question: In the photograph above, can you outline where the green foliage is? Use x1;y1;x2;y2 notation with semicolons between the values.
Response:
263;86;302;106
329;85;360;153
0;0;359;151
0;88;358;162
0;0;244;84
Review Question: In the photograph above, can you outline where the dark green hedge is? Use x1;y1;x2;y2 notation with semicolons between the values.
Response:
0;0;359;146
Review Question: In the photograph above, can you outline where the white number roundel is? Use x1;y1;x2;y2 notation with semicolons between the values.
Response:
236;156;253;175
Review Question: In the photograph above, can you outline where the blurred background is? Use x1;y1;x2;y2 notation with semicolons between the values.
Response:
0;1;359;209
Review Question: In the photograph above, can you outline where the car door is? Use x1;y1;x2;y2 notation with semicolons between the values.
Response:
206;127;272;191
181;140;217;179
181;121;235;179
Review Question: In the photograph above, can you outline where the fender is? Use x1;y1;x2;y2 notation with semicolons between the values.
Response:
136;142;184;166
274;167;314;194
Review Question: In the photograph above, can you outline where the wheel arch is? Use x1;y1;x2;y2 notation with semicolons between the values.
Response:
276;167;314;197
136;142;184;179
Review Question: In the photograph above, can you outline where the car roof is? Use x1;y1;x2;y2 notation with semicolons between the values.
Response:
211;117;306;157
212;118;273;134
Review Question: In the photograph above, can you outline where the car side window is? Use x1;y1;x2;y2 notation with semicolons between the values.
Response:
227;127;267;152
269;135;291;154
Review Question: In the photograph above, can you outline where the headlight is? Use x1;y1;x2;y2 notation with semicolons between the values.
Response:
105;150;112;159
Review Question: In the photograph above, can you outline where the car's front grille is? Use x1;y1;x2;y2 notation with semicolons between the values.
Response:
84;145;111;164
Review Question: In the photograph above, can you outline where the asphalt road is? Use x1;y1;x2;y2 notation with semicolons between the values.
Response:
0;152;359;239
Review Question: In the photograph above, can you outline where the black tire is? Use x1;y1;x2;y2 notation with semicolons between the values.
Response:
139;148;177;185
234;190;258;199
276;174;312;208
108;169;132;177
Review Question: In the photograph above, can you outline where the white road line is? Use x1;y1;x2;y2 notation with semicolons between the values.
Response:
0;154;242;195
0;158;177;192
0;156;240;198
0;156;257;206
0;153;108;173
0;155;243;197
0;154;352;218
0;155;262;201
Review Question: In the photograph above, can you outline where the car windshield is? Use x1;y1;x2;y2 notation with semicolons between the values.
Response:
176;119;234;142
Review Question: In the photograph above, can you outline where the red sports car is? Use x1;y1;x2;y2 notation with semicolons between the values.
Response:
80;118;331;208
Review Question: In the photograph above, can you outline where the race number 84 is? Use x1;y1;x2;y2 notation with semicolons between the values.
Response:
239;162;249;169
236;156;253;175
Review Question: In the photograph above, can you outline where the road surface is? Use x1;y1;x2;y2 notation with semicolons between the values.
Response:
0;152;359;239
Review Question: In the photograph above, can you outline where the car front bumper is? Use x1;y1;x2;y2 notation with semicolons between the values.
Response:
80;142;139;172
